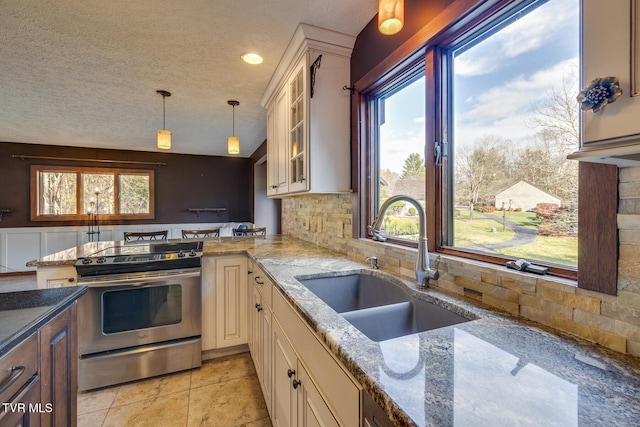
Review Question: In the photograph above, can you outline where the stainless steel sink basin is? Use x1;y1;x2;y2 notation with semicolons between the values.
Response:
342;299;469;342
298;272;471;341
298;273;409;313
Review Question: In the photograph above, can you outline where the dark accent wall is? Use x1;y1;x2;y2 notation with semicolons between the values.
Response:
351;0;455;84
0;142;252;228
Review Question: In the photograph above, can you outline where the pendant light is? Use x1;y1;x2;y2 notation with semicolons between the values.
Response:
157;90;171;150
378;0;404;35
227;100;240;155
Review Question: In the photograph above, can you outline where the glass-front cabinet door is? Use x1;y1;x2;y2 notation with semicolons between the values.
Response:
289;61;308;192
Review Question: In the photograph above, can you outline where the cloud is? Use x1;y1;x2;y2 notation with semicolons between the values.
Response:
460;57;578;123
454;0;577;77
455;57;578;150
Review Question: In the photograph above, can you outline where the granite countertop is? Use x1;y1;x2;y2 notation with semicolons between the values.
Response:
28;236;640;426
0;286;88;357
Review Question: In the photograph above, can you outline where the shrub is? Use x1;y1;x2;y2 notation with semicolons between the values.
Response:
475;205;496;213
535;203;559;219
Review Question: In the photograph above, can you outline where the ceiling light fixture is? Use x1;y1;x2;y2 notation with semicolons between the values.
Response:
378;0;404;35
156;90;172;150
241;52;263;65
227;100;240;155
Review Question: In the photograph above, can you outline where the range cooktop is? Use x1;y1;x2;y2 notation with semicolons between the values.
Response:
75;241;203;276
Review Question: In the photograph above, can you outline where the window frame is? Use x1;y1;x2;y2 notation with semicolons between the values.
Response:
30;165;155;222
358;0;581;280
359;50;427;248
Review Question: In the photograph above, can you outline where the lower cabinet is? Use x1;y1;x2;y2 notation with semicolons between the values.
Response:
248;260;272;415
202;255;248;351
0;303;78;427
36;266;78;289
39;304;77;427
272;320;339;427
248;261;361;427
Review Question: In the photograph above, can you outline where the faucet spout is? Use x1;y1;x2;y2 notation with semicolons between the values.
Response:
369;195;439;287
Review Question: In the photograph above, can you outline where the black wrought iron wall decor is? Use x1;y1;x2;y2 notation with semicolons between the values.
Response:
310;54;322;98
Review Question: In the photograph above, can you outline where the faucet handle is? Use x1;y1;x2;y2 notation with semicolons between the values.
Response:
364;256;379;269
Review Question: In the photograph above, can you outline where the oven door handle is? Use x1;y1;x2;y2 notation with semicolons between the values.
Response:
78;269;201;287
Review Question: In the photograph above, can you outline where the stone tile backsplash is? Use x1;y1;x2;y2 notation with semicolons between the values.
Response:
281;173;640;356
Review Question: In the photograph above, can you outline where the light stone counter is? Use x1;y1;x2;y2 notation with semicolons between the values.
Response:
28;236;640;426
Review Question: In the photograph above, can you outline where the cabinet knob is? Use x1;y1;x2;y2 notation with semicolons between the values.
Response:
292;379;301;389
255;303;262;312
68;277;75;282
287;369;296;378
255;277;265;285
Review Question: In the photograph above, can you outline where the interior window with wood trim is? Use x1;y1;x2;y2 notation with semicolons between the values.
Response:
31;165;155;221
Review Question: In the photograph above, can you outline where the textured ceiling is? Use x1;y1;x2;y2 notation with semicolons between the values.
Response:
0;0;377;157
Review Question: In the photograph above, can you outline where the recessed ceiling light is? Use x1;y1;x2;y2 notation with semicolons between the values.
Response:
241;52;263;65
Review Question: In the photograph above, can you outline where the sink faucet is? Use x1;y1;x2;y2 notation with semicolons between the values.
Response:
369;194;440;287
364;256;378;269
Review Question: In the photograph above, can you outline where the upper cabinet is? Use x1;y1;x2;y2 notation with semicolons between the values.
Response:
571;0;640;166
261;24;355;196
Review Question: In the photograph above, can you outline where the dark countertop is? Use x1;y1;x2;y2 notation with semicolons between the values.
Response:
0;286;87;357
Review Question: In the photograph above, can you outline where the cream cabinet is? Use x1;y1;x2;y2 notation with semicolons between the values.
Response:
36;265;77;289
270;286;360;427
271;319;338;427
261;23;355;196
202;255;248;351
571;0;640;165
248;261;358;426
248;259;273;416
267;89;290;196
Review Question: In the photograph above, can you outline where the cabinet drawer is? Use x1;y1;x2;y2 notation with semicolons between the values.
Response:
252;267;273;308
0;333;38;403
273;289;360;427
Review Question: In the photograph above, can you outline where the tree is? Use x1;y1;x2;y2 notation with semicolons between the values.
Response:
456;135;510;221
400;153;425;179
523;75;579;208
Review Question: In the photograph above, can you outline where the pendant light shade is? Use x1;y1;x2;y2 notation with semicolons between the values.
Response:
378;0;404;35
157;129;171;150
157;90;171;150
227;100;240;155
227;136;240;155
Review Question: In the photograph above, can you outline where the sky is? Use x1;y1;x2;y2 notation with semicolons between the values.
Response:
379;0;579;173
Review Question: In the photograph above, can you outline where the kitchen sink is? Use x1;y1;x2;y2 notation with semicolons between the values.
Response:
298;272;471;341
298;273;409;313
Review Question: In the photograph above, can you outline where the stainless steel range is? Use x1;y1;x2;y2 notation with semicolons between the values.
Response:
75;241;203;391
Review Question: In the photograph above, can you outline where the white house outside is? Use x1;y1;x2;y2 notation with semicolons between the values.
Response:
494;181;561;211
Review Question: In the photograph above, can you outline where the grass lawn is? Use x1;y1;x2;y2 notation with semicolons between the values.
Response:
454;216;515;246
384;208;578;268
454;207;577;268
495;236;578;267
485;211;543;229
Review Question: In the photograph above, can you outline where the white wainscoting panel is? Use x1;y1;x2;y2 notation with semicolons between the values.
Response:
0;221;252;272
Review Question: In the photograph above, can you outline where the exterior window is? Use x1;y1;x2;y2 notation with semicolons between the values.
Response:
371;73;426;243
361;0;579;278
442;0;579;271
31;165;155;221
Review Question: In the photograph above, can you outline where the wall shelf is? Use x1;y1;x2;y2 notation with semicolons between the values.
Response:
187;208;226;217
0;209;12;221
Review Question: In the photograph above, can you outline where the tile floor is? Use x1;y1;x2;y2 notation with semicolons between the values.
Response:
77;352;272;427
